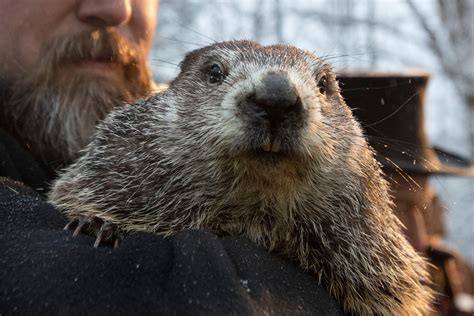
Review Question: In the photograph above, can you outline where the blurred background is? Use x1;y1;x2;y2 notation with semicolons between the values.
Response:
150;0;473;263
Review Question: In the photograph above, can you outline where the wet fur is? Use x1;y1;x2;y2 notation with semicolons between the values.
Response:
49;40;432;315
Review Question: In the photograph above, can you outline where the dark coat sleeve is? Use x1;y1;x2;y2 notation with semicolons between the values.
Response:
0;177;343;315
0;129;51;194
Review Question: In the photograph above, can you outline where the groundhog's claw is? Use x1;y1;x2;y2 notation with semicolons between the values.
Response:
63;218;79;231
64;216;121;248
94;221;122;249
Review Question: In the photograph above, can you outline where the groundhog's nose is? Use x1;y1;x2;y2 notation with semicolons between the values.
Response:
251;72;302;120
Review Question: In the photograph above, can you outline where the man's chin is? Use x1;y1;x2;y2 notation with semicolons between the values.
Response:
3;71;133;164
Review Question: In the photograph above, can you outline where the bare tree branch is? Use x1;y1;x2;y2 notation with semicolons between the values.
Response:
253;0;265;42
406;0;474;107
274;0;285;43
291;8;407;38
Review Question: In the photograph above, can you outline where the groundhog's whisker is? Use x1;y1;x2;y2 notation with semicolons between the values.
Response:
159;36;209;48
151;59;180;67
322;120;435;191
362;91;421;128
167;18;217;44
338;80;418;93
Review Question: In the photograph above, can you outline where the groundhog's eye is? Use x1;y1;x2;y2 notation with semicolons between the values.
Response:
317;76;327;94
208;63;225;85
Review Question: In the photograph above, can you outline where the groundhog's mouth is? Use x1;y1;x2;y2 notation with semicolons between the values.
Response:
259;137;281;153
246;150;290;163
235;132;305;163
254;147;288;156
245;141;298;162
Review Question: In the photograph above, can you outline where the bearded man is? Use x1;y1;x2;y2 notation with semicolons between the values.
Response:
0;1;340;314
0;1;154;185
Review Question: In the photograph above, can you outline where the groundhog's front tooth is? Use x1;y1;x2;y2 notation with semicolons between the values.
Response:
271;139;281;153
261;137;271;152
262;141;271;152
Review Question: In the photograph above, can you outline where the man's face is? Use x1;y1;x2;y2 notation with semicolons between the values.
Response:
0;0;157;79
0;0;158;163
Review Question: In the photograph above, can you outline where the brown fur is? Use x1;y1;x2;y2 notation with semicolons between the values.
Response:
49;40;432;315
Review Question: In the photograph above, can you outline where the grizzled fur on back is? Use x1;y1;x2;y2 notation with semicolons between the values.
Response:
49;40;432;315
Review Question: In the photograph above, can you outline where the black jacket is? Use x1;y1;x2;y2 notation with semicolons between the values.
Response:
0;128;342;315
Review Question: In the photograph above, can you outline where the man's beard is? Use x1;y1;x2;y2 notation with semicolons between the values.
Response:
0;29;152;164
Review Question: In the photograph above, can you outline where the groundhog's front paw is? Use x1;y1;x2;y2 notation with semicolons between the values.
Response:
64;216;122;248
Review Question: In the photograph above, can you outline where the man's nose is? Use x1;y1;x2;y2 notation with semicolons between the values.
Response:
77;0;132;27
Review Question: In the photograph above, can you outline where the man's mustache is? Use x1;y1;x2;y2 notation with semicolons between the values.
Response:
44;29;141;70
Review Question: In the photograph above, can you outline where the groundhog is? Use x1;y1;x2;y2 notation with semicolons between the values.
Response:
49;40;432;315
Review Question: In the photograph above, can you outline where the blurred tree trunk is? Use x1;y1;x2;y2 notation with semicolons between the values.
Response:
274;0;285;43
406;0;474;157
253;0;265;42
406;0;474;105
366;0;377;68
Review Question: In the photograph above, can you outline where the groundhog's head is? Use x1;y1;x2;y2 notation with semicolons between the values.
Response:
167;40;366;179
